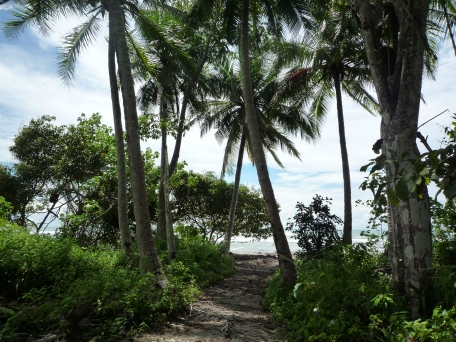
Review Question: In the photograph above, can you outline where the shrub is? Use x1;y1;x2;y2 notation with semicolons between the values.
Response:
0;226;234;340
265;244;392;341
286;195;342;257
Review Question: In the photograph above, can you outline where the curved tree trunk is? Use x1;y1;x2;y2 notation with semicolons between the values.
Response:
222;132;246;255
240;0;296;286
159;98;176;262
109;0;166;281
108;20;132;254
333;72;352;244
351;0;432;318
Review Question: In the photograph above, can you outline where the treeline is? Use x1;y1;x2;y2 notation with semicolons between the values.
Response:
0;114;271;245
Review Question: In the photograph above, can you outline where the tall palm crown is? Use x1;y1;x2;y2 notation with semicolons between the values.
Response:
201;57;320;176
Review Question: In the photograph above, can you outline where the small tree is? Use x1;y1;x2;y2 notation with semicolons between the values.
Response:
287;195;342;257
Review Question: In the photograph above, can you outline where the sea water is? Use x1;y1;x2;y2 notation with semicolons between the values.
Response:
230;228;383;254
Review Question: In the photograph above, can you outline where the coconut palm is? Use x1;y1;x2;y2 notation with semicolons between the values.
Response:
200;58;321;254
131;9;214;260
276;4;378;245
184;0;309;285
2;0;169;278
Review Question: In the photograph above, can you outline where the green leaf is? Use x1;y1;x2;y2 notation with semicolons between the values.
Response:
386;189;399;206
395;179;409;202
360;162;374;172
402;172;414;183
443;184;456;200
419;167;430;177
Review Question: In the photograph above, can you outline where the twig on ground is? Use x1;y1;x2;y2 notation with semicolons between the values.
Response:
218;320;241;341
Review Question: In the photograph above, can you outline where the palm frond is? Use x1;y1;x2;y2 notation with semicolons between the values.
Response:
57;11;102;86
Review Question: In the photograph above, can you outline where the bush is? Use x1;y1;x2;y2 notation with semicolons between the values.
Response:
286;195;342;257
265;243;393;341
0;226;234;340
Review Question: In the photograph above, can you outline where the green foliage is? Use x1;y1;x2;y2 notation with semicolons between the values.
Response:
265;244;391;341
286;195;342;257
369;306;456;341
265;233;456;341
170;170;271;241
431;199;456;266
0;196;12;222
360;114;456;206
172;238;235;287
0;226;234;340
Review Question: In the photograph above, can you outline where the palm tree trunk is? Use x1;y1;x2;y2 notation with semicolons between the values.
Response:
333;72;352;244
169;33;213;176
222;132;246;255
159;97;176;262
108;20;132;254
108;0;166;281
157;184;166;238
240;0;296;285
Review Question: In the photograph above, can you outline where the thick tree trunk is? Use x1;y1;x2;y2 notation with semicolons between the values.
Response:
108;20;132;254
350;0;432;317
109;0;166;281
240;0;296;285
222;132;246;255
159;98;176;262
333;72;352;244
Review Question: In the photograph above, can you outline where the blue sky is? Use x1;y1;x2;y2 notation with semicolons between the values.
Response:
0;8;455;231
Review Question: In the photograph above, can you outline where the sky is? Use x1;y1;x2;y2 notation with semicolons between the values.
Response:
0;9;455;233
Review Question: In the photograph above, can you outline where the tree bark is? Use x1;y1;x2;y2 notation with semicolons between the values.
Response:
159;98;176;262
222;132;246;255
240;0;296;285
349;0;432;317
109;0;166;281
157;183;166;238
108;19;132;254
333;72;352;244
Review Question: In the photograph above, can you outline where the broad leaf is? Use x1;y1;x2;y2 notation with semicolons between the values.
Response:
386;188;400;206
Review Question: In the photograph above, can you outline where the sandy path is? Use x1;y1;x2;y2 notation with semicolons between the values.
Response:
136;254;280;342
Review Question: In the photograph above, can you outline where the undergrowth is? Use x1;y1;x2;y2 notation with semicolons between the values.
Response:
265;242;456;341
0;225;234;340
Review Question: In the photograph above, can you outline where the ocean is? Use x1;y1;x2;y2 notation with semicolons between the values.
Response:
39;226;384;254
230;228;384;254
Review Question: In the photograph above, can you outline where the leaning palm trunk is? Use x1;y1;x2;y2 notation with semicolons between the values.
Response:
349;0;432;318
159;99;176;262
108;20;132;254
222;132;246;255
240;0;296;285
109;0;166;280
333;72;352;244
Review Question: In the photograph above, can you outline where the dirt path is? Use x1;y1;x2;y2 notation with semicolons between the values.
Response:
136;254;280;342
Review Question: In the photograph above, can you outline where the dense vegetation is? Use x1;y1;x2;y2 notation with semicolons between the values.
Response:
267;195;456;340
0;212;234;339
1;0;456;340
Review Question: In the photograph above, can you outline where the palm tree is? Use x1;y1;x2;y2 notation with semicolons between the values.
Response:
3;0;167;279
108;14;132;254
239;0;302;285
184;0;309;285
278;5;378;245
131;9;212;259
201;58;321;254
